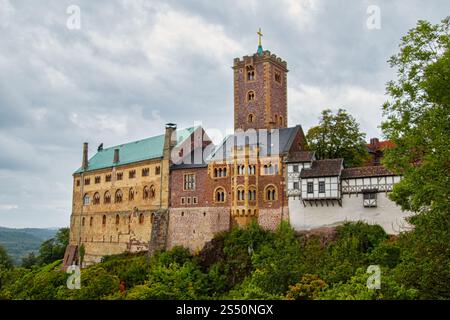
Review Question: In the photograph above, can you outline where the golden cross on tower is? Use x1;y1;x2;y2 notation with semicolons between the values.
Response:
257;28;263;47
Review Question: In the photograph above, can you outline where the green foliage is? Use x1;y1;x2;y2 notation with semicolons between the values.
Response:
32;227;70;267
21;252;38;269
285;274;327;300
306;109;369;167
0;245;13;269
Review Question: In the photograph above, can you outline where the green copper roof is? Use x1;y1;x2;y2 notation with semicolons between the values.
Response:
74;126;197;174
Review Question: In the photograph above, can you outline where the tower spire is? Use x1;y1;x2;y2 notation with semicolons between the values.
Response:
257;28;263;56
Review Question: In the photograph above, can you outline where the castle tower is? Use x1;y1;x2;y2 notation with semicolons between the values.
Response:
233;29;288;131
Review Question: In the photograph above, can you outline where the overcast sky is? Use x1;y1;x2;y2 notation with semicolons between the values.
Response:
0;0;448;228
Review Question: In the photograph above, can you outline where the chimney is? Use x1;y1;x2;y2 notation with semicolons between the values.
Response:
163;123;177;161
82;142;88;170
113;148;120;163
370;138;380;148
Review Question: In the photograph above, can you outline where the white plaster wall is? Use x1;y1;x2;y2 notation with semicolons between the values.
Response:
289;192;413;234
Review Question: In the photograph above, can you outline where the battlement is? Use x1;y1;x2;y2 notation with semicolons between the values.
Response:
233;50;288;70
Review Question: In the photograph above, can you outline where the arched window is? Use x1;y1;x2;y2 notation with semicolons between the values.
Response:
237;187;245;201
248;188;256;201
274;114;278;124
104;191;111;204
115;214;120;225
143;186;149;199
215;187;226;203
90;217;93;227
214;168;218;177
223;167;227;176
102;215;107;225
265;185;277;201
115;189;123;203
83;193;90;205
279;115;283;126
248;114;254;123
247;91;255;102
82;217;85;226
129;188;134;201
150;185;156;199
93;192;100;205
246;65;255;81
139;213;144;224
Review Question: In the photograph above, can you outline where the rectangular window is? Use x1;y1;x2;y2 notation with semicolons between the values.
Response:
319;181;325;193
117;172;123;181
363;192;377;207
84;178;90;185
293;182;299;190
293;165;299;173
307;182;314;194
142;168;149;177
187;197;191;205
105;174;112;182
76;179;80;187
129;170;136;179
95;176;101;184
193;197;198;204
184;174;196;190
181;197;185;205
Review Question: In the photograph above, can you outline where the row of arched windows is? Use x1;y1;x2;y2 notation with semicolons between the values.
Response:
237;165;256;175
83;185;156;205
214;167;227;177
214;185;277;203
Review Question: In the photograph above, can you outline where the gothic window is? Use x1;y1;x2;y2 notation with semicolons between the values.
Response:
264;164;275;175
115;214;120;225
265;185;277;201
93;192;100;205
319;181;325;193
116;172;123;181
184;174;196;190
129;188;134;201
246;65;255;81
150;185;156;198
155;166;161;175
104;191;111;204
307;182;314;194
247;91;255;102
215;187;226;203
143;186;149;199
115;189;123;203
84;178;90;185
83;193;90;205
248;189;257;201
214;167;227;177
95;176;101;184
102;215;107;225
248;114;254;123
129;170;136;179
142;168;149;177
237;187;245;201
248;165;256;175
106;174;112;182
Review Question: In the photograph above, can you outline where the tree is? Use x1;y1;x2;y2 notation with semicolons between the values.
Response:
381;17;450;299
0;245;13;269
381;17;449;213
37;227;70;265
21;252;39;269
306;109;369;167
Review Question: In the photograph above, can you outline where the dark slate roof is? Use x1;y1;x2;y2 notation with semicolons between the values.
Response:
208;125;302;162
171;146;212;170
74;126;198;174
341;166;395;179
286;151;315;163
300;159;344;178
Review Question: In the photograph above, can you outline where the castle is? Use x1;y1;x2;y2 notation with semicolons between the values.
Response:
64;33;412;267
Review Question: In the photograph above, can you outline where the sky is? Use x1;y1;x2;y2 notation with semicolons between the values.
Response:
0;0;448;228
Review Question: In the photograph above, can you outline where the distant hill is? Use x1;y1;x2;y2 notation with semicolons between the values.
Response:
0;227;58;265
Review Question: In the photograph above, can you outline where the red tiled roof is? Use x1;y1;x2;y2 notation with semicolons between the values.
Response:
341;166;394;179
300;159;343;178
286;151;315;163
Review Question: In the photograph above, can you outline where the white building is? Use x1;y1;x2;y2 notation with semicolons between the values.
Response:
286;152;413;234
